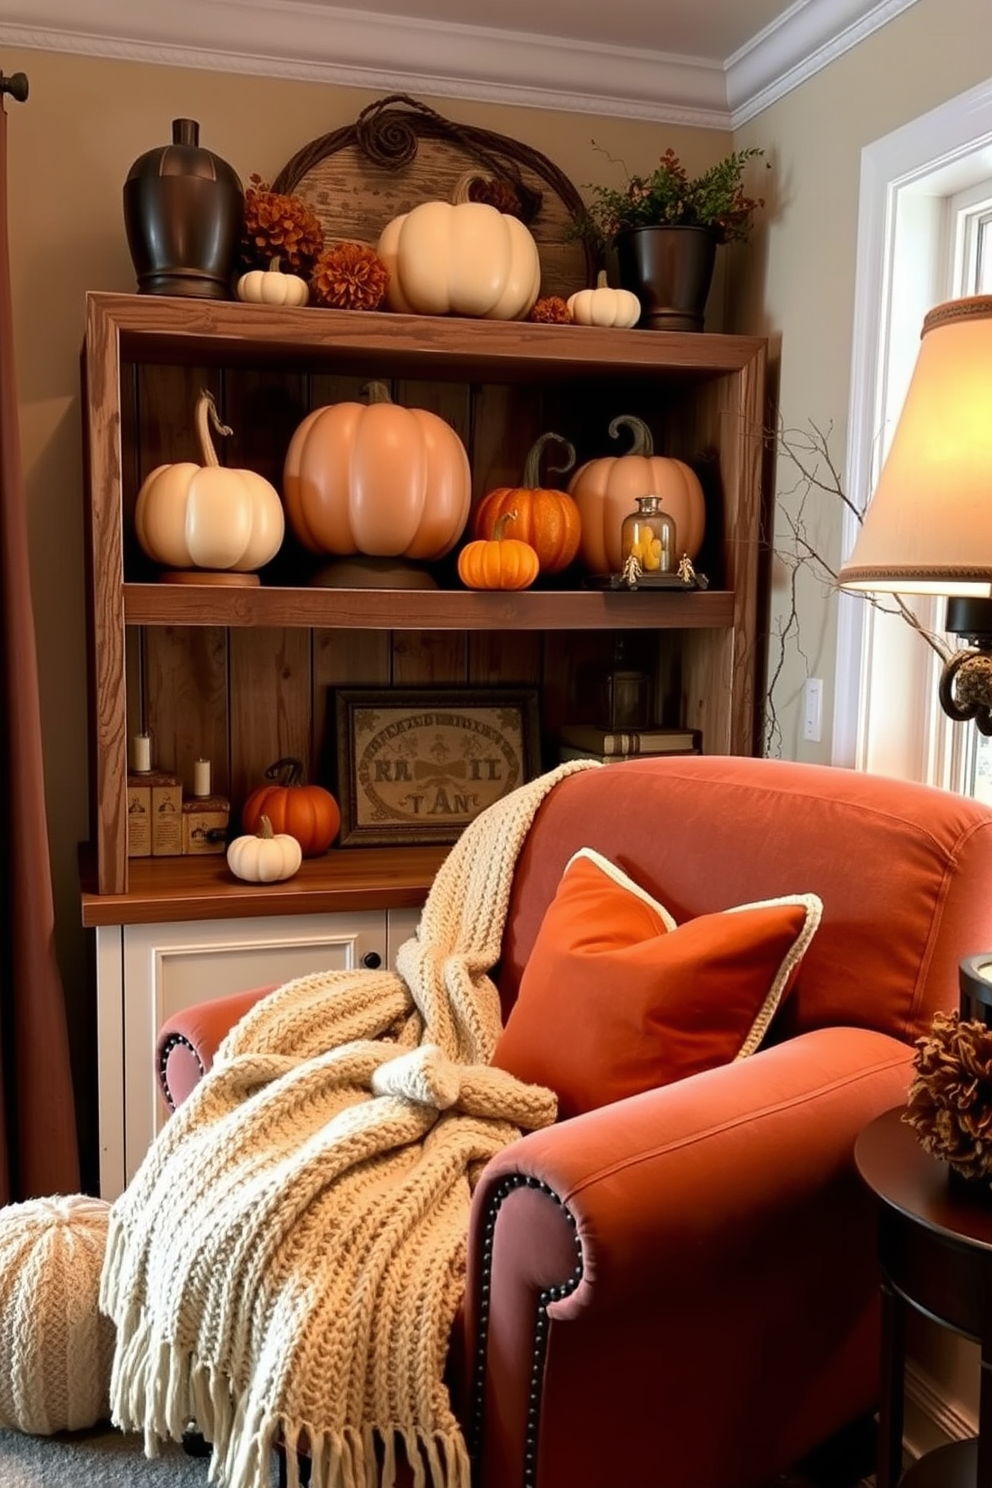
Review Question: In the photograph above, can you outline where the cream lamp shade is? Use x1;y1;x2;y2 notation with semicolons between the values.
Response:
838;295;992;598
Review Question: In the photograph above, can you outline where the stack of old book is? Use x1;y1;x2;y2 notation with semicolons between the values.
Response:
557;724;702;764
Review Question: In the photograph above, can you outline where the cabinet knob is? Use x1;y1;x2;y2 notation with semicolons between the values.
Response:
362;951;382;969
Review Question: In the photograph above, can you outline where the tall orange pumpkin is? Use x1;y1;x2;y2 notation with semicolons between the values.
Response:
241;757;341;857
568;415;706;575
473;432;581;574
283;381;471;561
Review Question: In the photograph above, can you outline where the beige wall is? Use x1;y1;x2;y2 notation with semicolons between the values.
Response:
732;0;992;761
0;44;730;1182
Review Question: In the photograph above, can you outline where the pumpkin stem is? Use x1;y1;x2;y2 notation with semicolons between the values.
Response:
595;269;610;289
607;414;654;458
492;511;519;541
258;815;275;839
362;381;394;406
523;431;577;489
267;255;283;273
195;389;233;469
265;756;305;787
451;170;490;206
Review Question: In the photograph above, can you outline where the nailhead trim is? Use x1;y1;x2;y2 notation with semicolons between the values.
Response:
470;1175;583;1487
158;1033;206;1112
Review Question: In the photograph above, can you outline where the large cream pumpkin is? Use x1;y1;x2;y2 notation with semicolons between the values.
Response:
282;381;471;561
134;390;285;575
568;415;706;574
376;173;541;321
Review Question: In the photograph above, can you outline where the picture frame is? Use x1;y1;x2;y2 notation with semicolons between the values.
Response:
331;687;542;847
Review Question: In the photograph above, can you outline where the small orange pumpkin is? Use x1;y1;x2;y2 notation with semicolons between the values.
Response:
473;432;581;574
241;757;341;857
457;512;540;591
568;414;706;574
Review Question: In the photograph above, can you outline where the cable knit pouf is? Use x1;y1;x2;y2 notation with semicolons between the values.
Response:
0;1194;115;1434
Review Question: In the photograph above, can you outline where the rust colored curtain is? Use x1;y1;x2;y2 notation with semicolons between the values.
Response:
0;94;79;1201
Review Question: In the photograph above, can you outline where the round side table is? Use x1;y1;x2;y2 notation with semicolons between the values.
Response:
855;1105;992;1488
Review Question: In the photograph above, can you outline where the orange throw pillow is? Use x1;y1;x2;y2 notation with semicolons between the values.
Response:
492;848;822;1119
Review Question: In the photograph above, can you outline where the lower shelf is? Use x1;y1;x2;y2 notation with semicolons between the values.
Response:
79;842;449;927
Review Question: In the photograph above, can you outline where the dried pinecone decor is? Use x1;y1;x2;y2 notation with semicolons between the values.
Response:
530;296;572;324
241;174;324;276
311;241;389;311
905;1009;992;1183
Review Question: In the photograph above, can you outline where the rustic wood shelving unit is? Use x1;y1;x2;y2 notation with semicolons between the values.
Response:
80;291;768;924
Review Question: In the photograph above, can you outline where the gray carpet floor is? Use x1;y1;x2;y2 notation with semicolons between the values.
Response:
0;1423;279;1485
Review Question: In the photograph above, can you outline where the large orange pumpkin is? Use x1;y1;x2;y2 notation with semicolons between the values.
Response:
568;415;706;574
473;432;581;574
241;757;340;857
282;381;471;561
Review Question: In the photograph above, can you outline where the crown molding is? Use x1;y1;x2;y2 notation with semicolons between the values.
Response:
0;0;920;130
727;0;922;127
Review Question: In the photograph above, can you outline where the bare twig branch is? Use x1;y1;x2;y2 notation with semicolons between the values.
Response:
765;418;953;755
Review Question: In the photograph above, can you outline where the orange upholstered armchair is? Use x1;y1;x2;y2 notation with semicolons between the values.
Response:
156;756;992;1488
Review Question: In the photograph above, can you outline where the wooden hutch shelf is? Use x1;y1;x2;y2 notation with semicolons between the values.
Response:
82;291;768;909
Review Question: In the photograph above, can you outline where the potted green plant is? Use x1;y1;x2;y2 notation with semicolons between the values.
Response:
580;146;767;331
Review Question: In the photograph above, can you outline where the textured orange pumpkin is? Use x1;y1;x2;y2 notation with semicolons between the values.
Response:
241;757;341;857
473;432;581;574
282;381;471;561
568;415;706;574
457;513;540;590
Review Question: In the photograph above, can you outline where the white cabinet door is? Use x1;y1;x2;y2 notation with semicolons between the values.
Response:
97;907;421;1200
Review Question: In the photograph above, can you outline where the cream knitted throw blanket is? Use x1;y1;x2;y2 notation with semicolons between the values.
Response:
100;762;594;1488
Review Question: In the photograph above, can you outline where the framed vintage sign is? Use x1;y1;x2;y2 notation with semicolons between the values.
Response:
332;688;541;847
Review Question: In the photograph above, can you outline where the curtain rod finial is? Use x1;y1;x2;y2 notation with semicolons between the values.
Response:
0;72;29;103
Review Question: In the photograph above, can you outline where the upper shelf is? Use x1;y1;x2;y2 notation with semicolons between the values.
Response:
123;582;735;630
87;292;768;383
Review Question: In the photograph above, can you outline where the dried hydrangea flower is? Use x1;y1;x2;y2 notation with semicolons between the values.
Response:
905;1010;992;1181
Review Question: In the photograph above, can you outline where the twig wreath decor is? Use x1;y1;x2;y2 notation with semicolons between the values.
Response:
904;1010;992;1182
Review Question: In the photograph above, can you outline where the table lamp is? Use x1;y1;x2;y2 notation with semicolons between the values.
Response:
838;295;992;731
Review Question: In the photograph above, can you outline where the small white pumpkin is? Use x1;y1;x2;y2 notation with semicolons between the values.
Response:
376;172;541;322
236;257;309;308
227;815;303;883
134;389;285;574
567;270;641;330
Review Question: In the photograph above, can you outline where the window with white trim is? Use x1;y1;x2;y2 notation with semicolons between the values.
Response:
841;82;992;797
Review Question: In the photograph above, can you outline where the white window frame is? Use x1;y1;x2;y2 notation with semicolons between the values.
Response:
837;78;992;781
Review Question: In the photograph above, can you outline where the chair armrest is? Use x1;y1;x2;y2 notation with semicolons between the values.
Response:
463;1025;915;1488
156;985;278;1111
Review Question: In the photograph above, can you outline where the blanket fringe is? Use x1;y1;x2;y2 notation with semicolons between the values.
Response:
108;1310;471;1488
276;1421;471;1488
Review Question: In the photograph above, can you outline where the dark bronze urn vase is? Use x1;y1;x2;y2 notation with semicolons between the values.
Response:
615;224;719;332
123;118;244;299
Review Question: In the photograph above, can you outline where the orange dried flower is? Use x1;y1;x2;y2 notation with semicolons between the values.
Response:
242;174;324;276
530;296;572;324
311;242;389;312
905;1009;992;1181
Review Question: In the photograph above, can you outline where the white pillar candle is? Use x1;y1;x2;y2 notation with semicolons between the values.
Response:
193;758;211;798
132;733;151;773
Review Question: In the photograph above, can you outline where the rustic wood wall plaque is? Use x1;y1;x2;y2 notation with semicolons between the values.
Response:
271;92;597;301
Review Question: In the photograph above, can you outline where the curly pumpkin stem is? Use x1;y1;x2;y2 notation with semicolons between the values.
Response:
522;431;577;488
607;414;654;458
195;389;233;469
451;170;491;206
264;756;306;787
